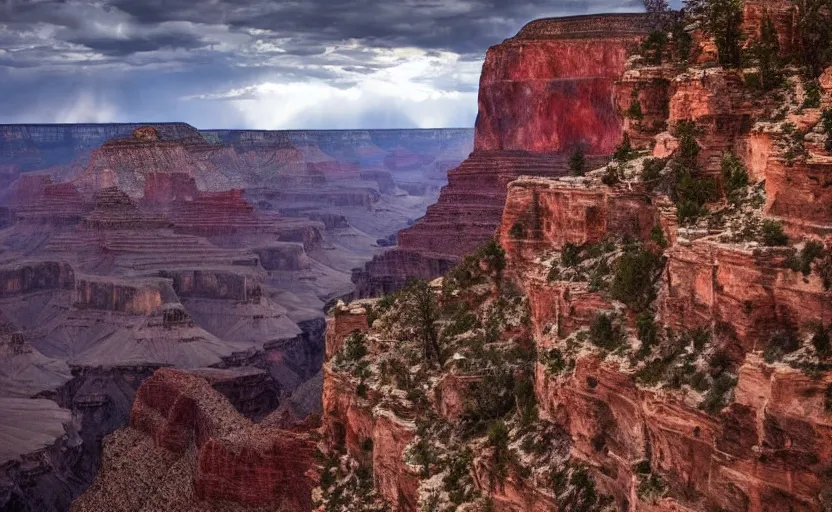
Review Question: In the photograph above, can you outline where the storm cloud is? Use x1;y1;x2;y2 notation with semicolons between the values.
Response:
0;0;655;128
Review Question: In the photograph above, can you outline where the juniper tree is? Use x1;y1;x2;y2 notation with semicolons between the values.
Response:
685;0;744;68
748;12;783;91
793;0;832;78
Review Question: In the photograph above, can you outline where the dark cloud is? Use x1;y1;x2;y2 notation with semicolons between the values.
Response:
0;0;663;128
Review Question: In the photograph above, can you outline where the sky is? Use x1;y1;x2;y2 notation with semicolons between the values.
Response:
0;0;660;129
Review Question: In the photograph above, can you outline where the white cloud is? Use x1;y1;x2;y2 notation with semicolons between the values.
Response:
190;46;481;129
52;93;121;123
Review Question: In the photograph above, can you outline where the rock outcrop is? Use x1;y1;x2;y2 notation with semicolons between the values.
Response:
325;4;832;512
72;368;318;512
354;14;651;297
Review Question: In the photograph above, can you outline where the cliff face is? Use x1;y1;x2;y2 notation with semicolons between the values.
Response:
354;14;651;297
72;368;318;512
325;5;832;512
0;122;471;510
475;14;652;153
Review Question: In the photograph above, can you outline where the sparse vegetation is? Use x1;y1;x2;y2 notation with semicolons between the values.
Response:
509;221;526;239
642;157;666;183
613;132;636;162
589;313;624;351
803;79;822;108
671;120;719;223
610;246;664;312
687;0;744;68
721;152;750;203
570;147;588;176
761;220;789;247
764;327;800;362
745;12;784;92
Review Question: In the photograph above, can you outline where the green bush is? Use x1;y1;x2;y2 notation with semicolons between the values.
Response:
812;323;830;357
589;313;624;351
803;79;822;109
642;30;669;65
443;449;474;504
509;221;526;239
613;132;635;162
650;225;668;248
601;166;621;186
764;328;800;363
344;332;368;362
636;313;659;356
561;243;583;267
761;220;789;246
627;96;645;120
487;421;511;483
642;157;666;182
721;152;749;202
570;147;588;176
611;248;663;312
699;373;738;414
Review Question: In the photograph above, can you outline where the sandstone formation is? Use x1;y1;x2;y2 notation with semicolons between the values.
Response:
0;123;472;510
324;4;832;512
71;368;318;512
354;14;651;297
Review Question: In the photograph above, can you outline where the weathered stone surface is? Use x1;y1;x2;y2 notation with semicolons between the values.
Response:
475;14;651;153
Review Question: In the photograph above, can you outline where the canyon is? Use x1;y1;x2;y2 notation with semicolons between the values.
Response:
0;123;472;511
320;3;832;512
353;14;652;297
4;1;832;511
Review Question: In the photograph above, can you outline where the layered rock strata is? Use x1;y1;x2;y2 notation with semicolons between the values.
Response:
354;14;652;297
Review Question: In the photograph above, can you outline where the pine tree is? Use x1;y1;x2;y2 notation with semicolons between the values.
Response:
569;147;588;176
685;0;744;68
793;0;832;78
748;12;783;91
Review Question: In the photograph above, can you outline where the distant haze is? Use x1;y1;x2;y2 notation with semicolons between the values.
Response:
0;0;681;129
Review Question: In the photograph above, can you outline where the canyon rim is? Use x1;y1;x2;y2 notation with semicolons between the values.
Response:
1;0;832;511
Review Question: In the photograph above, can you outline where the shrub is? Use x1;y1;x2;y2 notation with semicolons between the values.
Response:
589;313;624;351
642;30;669;65
570;147;588;176
611;248;663;312
650;225;668;248
543;348;572;375
812;323;831;357
764;328;800;362
721;152;749;202
700;0;744;69
746;12;783;92
613;132;635;162
561;243;583;267
509;221;526;239
627;95;645;120
642;157;666;182
344;332;368;362
514;377;538;426
788;241;825;275
487;421;511;483
761;220;789;247
700;373;738;414
636;313;659;356
803;79;822;109
601;165;621;186
462;370;516;434
443;449;474;504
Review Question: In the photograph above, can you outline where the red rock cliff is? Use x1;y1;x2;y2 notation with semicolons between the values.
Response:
354;14;651;297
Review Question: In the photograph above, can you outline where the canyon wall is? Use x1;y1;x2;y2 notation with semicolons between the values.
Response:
354;14;651;297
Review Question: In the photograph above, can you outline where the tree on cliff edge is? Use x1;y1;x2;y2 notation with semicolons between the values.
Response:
685;0;744;68
793;0;832;78
401;280;442;367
